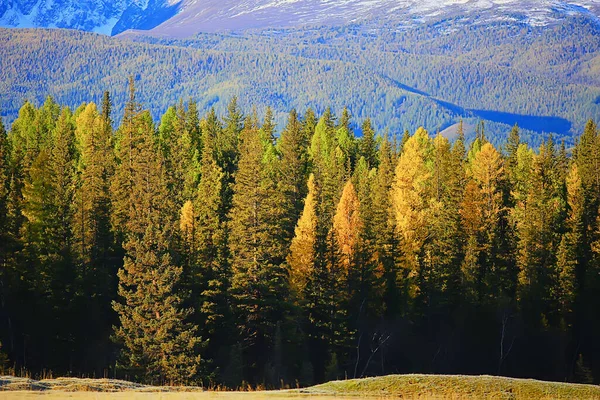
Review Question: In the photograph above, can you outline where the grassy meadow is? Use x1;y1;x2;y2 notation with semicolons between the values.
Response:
2;374;600;399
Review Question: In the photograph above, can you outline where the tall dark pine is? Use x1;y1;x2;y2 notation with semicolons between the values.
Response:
228;116;289;382
0;116;10;264
19;107;77;370
359;118;378;169
278;109;310;241
112;109;203;384
193;109;231;379
72;102;116;372
111;76;142;243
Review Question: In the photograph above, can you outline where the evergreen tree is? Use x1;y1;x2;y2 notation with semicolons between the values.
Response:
194;109;230;377
0;116;10;263
359;118;378;169
101;91;112;128
228;116;289;381
371;134;400;315
111;76;142;242
112;106;203;384
277;109;310;241
114;222;203;384
19;107;77;369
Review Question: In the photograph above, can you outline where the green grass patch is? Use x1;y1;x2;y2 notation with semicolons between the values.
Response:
304;374;600;399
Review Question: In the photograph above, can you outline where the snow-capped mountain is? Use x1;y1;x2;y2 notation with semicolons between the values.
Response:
1;0;600;37
0;0;181;35
147;0;600;36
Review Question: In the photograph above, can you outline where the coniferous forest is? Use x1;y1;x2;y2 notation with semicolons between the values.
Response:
1;78;600;387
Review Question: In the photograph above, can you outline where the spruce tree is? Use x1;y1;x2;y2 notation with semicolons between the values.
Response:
359;118;378;168
277;109;310;241
194;110;230;377
228;116;289;381
111;76;142;242
72;102;117;370
112;107;203;384
0;116;10;263
114;222;203;384
371;134;400;315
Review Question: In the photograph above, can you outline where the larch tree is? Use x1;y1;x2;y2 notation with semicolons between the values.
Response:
288;174;318;298
392;127;432;299
460;142;505;301
332;180;363;277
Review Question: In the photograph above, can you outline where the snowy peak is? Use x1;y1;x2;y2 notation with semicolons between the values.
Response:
142;0;600;36
0;0;181;35
1;0;600;36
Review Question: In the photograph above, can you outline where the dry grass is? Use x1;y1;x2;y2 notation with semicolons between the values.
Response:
1;374;600;399
305;374;600;399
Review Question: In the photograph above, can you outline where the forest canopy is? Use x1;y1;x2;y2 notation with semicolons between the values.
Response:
0;83;599;387
2;16;600;148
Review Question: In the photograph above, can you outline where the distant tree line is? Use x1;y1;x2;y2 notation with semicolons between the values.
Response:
3;19;600;148
0;80;599;386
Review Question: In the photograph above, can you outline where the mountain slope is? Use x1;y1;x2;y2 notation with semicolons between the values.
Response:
0;0;180;35
145;0;600;37
2;19;600;147
2;0;600;37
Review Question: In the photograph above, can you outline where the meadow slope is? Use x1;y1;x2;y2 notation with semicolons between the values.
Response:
2;374;600;399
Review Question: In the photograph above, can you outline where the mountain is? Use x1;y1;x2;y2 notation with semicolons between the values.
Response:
143;0;600;37
1;0;600;37
0;0;180;35
2;15;600;147
1;1;600;146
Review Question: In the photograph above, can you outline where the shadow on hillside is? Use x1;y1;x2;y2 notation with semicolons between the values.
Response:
469;109;572;135
385;76;573;135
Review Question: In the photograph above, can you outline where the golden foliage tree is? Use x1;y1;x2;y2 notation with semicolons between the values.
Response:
288;174;318;297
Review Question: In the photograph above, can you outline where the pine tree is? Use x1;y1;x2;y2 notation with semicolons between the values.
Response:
0;116;10;263
359;118;378;169
228;116;289;381
277;109;310;241
111;76;142;241
114;222;203;384
112;105;204;384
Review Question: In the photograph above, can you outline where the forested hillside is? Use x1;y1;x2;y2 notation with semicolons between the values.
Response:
0;80;599;386
2;15;600;146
